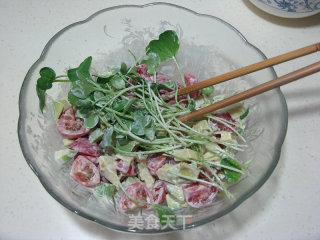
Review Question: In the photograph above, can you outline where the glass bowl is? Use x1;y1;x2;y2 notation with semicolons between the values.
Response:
18;3;288;234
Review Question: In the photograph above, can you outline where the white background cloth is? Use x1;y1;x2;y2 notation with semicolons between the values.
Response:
1;0;319;239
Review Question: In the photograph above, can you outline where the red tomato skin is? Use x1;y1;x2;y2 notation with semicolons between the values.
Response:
146;153;168;176
71;155;100;187
116;160;138;176
211;112;238;133
184;73;200;99
182;182;218;208
152;180;168;205
119;182;154;211
77;155;99;165
70;138;102;157
56;107;90;139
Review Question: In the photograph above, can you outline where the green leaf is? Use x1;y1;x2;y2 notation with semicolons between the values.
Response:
141;52;160;74
78;56;92;78
101;127;114;148
37;77;52;90
67;56;92;82
40;67;56;80
75;107;92;119
152;204;176;226
70;71;94;99
94;183;116;197
37;67;56;90
89;128;104;143
157;80;175;91
146;30;179;62
100;112;115;124
220;158;242;183
116;140;136;152
68;91;92;107
93;91;105;101
112;100;127;111
110;75;125;90
131;115;145;136
201;86;215;97
128;66;137;74
67;68;78;82
240;108;249;120
36;85;46;112
145;126;155;141
187;99;195;112
120;62;128;75
96;75;112;84
84;113;99;129
123;97;139;113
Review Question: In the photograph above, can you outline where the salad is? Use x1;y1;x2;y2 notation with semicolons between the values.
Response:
36;30;250;225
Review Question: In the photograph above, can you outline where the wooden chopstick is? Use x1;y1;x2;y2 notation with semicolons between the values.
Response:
178;43;320;96
177;61;320;122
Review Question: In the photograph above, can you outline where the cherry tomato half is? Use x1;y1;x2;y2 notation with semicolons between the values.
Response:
71;155;100;187
183;182;218;208
56;107;90;139
119;182;154;211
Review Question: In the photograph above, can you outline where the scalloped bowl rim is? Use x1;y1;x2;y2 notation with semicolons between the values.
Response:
17;2;288;234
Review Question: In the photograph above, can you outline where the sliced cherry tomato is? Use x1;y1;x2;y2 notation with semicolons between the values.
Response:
182;182;218;208
70;138;102;157
136;64;171;84
116;160;137;176
71;155;100;187
155;72;170;84
146;153;167;176
78;155;99;164
184;73;200;99
119;182;154;211
152;180;167;205
136;64;153;82
166;156;177;165
56;107;90;139
167;95;188;107
211;112;238;133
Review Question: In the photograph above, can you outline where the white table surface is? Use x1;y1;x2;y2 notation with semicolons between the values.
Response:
1;0;319;239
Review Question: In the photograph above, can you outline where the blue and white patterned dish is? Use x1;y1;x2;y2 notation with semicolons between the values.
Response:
250;0;320;18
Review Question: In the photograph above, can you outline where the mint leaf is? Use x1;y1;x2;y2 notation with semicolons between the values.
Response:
146;30;179;62
221;158;242;183
152;204;176;226
141;52;160;74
